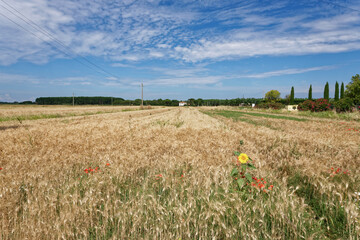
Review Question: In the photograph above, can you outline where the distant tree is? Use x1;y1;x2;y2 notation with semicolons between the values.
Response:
345;74;360;105
163;99;172;106
324;82;329;100
335;81;339;101
171;99;179;106
284;94;290;104
265;90;280;102
308;85;312;100
134;99;142;105
195;98;203;106
290;86;295;105
187;98;195;106
340;82;345;99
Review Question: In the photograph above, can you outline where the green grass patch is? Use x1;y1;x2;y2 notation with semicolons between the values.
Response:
203;110;306;122
239;111;306;121
241;107;360;122
297;110;360;121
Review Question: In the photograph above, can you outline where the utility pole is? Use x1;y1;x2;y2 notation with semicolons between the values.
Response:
72;92;74;106
141;83;144;107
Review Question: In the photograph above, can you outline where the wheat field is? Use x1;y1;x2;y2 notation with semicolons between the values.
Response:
0;105;359;239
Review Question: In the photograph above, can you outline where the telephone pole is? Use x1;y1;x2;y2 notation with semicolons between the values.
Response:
141;83;144;107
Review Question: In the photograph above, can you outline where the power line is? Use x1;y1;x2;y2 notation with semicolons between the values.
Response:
0;10;108;78
0;0;121;80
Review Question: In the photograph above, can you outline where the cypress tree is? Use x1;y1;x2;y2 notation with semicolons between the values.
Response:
290;86;295;104
335;81;339;101
324;82;329;100
340;82;345;99
308;85;312;100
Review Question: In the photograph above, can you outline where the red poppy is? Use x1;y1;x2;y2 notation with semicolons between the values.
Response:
0;167;2;170
106;163;110;166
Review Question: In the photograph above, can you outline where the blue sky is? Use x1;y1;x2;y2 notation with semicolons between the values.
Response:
0;0;360;102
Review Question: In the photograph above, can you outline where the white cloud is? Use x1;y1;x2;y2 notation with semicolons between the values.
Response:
176;28;360;61
0;0;359;65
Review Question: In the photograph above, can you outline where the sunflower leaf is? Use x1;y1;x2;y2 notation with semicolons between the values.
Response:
245;173;253;182
237;178;245;188
231;168;239;176
248;163;256;169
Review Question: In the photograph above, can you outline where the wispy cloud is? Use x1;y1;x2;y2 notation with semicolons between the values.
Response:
49;76;96;86
143;76;225;86
241;65;336;79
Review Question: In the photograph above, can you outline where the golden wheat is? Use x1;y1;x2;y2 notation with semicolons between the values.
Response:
0;106;359;239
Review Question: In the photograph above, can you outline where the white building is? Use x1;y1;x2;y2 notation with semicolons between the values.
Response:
287;105;298;111
179;101;187;106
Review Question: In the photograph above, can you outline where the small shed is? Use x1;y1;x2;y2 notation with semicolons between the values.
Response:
286;105;298;111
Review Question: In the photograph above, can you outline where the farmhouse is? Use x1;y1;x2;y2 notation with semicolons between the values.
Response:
179;101;187;106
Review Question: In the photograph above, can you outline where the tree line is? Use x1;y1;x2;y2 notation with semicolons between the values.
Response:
7;74;359;108
33;96;310;106
288;74;359;105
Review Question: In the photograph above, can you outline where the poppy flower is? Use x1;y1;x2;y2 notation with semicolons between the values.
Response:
106;163;110;166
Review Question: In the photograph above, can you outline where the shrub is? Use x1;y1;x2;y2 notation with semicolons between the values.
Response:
256;102;284;109
298;100;314;111
334;98;353;113
312;98;331;112
298;99;331;112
